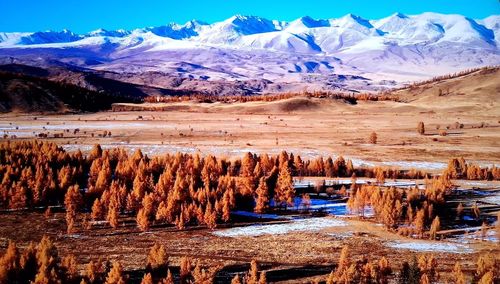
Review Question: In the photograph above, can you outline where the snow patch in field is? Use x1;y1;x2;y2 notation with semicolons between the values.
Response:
295;178;419;189
90;220;109;225
386;240;472;253
380;161;446;170
328;232;353;239
62;143;199;157
482;194;500;205
65;234;85;239
1;131;36;138
213;217;347;237
457;230;499;243
461;181;490;187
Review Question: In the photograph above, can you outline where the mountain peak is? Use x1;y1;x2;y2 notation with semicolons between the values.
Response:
392;12;408;19
0;12;498;51
300;16;330;28
88;28;130;37
286;16;330;31
337;13;373;29
226;14;264;23
217;15;278;35
184;20;207;28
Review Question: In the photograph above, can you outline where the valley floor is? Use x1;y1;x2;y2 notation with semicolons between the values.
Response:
0;184;498;283
1;96;499;283
1;98;499;171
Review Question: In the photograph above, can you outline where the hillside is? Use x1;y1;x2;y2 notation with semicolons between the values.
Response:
0;63;498;113
390;67;500;113
0;71;142;112
0;63;214;112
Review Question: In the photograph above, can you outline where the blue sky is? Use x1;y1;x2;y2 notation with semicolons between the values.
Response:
0;0;499;33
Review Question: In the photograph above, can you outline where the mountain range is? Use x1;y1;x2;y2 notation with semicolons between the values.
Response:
0;12;499;93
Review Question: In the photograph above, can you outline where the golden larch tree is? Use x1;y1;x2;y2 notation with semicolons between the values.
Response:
254;177;269;214
275;164;295;208
429;216;440;240
64;185;82;234
105;261;125;284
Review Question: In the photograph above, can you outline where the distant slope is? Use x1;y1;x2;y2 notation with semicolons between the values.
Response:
0;63;278;98
112;96;350;114
0;63;195;98
0;63;208;112
390;67;500;113
0;71;142;112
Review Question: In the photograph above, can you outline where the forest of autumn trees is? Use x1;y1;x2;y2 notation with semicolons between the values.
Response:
1;237;498;284
347;174;456;238
0;236;255;284
0;141;499;234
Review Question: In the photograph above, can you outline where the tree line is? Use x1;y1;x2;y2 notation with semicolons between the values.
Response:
142;91;399;105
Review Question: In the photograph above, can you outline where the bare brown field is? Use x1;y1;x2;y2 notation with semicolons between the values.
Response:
1;96;499;172
0;206;497;283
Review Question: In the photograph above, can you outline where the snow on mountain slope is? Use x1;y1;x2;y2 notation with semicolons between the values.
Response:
479;15;500;46
0;12;498;88
140;20;207;40
414;13;494;46
1;13;497;50
286;16;331;31
236;31;322;53
373;13;445;44
0;32;31;46
88;28;130;38
19;29;83;45
193;15;282;44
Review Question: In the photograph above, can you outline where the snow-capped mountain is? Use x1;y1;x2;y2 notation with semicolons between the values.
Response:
0;12;499;91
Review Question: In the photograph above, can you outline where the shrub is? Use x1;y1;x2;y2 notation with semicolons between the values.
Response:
369;132;377;144
417;122;425;135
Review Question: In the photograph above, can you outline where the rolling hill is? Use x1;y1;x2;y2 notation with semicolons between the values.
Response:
390;67;500;113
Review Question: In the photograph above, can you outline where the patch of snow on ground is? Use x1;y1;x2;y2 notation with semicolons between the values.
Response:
295;179;418;189
213;217;347;237
90;220;109;225
482;194;500;205
386;240;473;253
457;230;499;243
65;234;85;238
461;181;490;187
328;232;353;239
381;161;446;170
